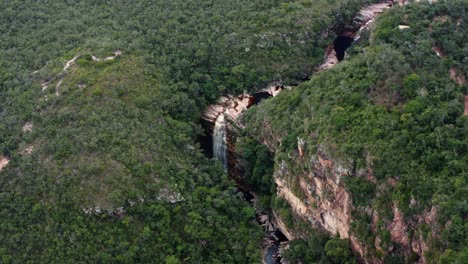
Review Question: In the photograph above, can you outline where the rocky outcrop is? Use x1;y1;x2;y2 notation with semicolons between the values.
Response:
398;0;438;6
318;1;393;70
271;210;295;241
353;1;393;40
0;156;9;173
432;46;466;86
202;86;285;126
318;46;339;70
355;2;393;27
274;149;353;240
202;86;285;182
22;122;33;132
91;50;122;62
269;142;441;263
389;205;410;247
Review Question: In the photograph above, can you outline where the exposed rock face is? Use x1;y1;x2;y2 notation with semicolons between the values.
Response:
389;204;410;246
318;45;339;70
432;46;445;57
91;50;122;62
20;145;34;156
432;46;466;86
397;0;438;7
201;86;285;181
63;55;79;71
0;156;9;173
202;85;284;125
269;141;441;263
318;1;393;70
272;210;295;241
355;2;393;27
297;138;305;158
353;2;393;40
274;149;353;240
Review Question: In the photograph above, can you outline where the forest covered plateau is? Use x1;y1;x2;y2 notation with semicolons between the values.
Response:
0;0;466;263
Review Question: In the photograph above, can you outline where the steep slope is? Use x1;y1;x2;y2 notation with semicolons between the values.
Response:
240;1;467;263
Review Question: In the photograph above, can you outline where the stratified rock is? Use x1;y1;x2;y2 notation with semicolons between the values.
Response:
270;143;439;262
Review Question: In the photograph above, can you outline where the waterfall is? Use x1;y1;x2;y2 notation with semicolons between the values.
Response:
213;113;228;170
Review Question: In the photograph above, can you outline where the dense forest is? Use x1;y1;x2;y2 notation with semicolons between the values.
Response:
0;0;466;263
0;0;381;262
241;0;467;263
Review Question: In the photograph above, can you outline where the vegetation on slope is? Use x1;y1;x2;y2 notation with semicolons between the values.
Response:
0;0;386;262
0;53;265;263
242;1;467;262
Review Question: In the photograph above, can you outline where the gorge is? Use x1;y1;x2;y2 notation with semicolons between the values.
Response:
200;1;398;263
0;0;465;263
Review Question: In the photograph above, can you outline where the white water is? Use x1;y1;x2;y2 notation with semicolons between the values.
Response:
213;113;228;170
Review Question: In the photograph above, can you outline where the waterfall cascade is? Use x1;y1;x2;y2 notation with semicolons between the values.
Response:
213;112;228;170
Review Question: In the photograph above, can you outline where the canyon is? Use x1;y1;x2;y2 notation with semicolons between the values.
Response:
200;1;454;263
1;0;463;263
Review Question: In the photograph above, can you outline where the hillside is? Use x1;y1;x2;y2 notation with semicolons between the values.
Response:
0;0;466;263
240;0;467;263
0;0;378;263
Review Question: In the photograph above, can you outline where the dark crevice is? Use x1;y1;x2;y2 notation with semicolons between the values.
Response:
252;91;273;105
198;120;214;158
333;35;354;61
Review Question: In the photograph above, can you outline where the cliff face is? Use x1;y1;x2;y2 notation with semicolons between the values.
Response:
201;86;285;182
270;142;439;263
202;86;285;126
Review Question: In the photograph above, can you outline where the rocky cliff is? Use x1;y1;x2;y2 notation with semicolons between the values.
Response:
270;143;440;263
201;85;286;182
